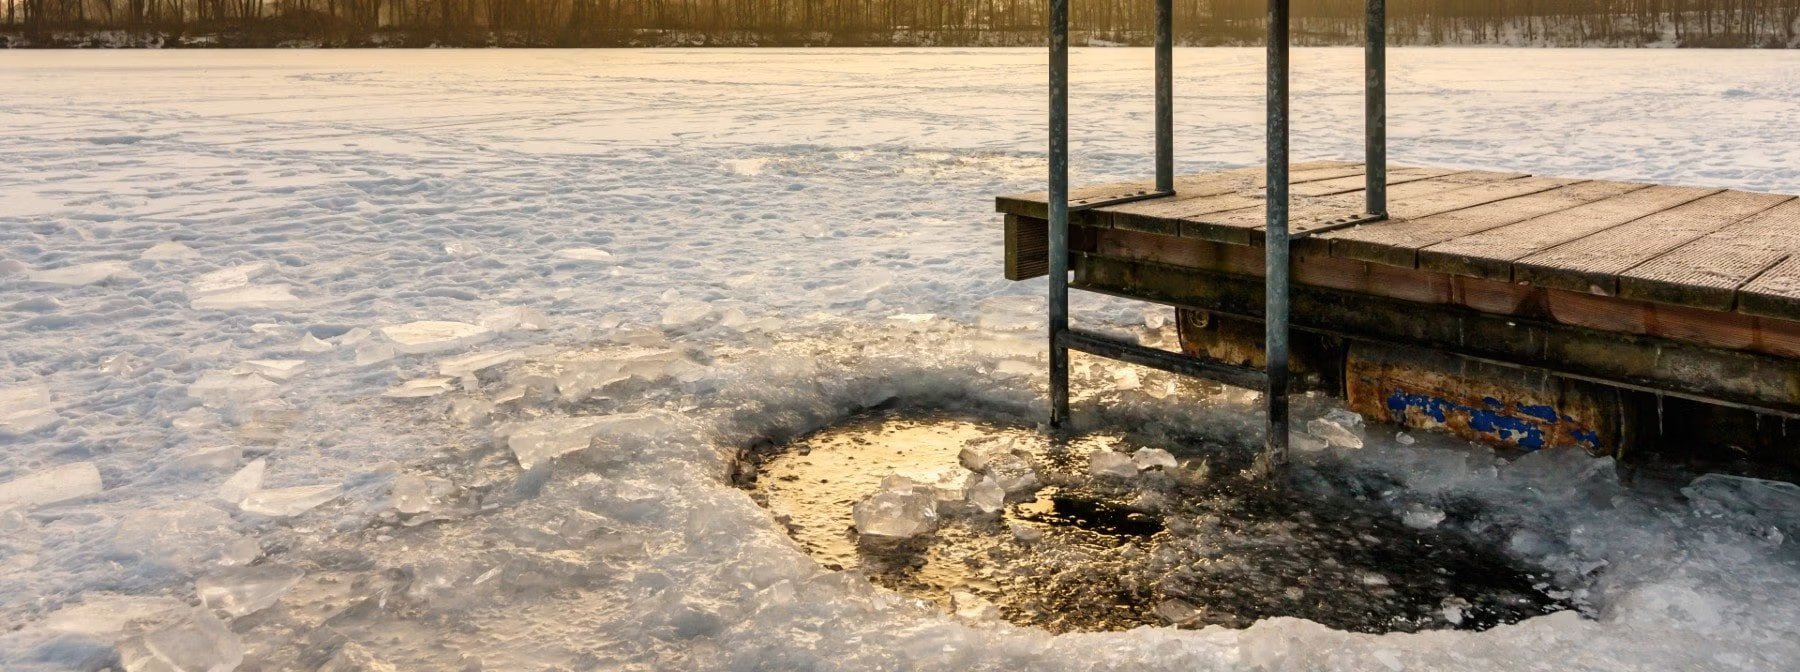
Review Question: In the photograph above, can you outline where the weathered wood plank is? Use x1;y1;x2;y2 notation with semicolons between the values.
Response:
1180;170;1539;246
1616;198;1800;310
1085;226;1800;359
1003;214;1049;280
1071;253;1800;414
994;160;1359;220
1095;163;1368;235
1739;255;1800;321
1288;166;1463;197
1415;185;1720;281
1327;180;1649;268
1512;190;1793;295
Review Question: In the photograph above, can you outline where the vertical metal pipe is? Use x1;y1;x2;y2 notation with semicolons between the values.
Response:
1048;0;1071;427
1263;0;1291;472
1154;0;1173;192
1365;0;1386;216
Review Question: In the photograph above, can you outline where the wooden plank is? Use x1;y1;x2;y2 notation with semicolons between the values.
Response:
1415;185;1720;281
993;160;1358;220
1180;170;1538;246
1327;180;1649;269
1086;226;1800;359
1289;166;1463;197
1739;255;1800;321
1512;190;1793;295
1003;214;1049;280
1094;163;1367;235
1071;254;1800;414
1618;198;1800;310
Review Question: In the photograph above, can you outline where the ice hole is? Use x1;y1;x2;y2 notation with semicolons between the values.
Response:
734;410;1578;635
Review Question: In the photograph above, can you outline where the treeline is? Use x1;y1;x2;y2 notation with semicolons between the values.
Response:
4;0;1798;47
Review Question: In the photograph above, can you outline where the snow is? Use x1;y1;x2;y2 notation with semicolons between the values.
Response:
2;48;1800;671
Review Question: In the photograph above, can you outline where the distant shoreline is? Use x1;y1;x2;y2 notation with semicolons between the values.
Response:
4;28;1795;50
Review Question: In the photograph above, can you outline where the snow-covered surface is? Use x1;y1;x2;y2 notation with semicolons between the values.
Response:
2;49;1799;670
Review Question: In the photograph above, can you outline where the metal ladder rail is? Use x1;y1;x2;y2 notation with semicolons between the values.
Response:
1044;0;1388;472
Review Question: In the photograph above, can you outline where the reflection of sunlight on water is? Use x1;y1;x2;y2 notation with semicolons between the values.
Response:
740;409;1575;634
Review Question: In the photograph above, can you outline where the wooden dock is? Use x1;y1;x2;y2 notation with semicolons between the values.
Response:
998;162;1800;464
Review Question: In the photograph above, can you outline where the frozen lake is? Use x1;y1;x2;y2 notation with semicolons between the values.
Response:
3;49;1800;670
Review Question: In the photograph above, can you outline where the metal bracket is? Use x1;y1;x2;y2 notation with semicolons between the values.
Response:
1293;211;1388;239
1060;329;1268;391
1070;190;1175;212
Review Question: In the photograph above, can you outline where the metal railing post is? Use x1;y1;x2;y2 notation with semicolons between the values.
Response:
1264;0;1291;471
1048;0;1071;427
1365;0;1386;216
1155;0;1173;192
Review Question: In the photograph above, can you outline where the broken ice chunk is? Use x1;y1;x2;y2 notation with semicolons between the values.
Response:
190;285;300;311
132;608;243;672
505;417;608;469
985;453;1039;495
0;461;103;511
966;476;1005;515
381;377;457;399
1155;598;1203;626
1112;367;1141;391
951;591;1000;622
1306;416;1364;449
142;241;200;261
479;306;551;332
217;459;266;504
42;595;188;637
26;261;131;287
190;261;276;295
1395;432;1417;446
1289;432;1329;453
379;321;494;354
852;480;939;541
238;484;341;517
354;342;396;367
555;248;613;262
1132;448;1178;471
237;359;306;381
169;446;241;474
0;382;57;435
295;333;333;353
1401;504;1447;529
390;473;454;515
1684;473;1800;528
957;443;994;473
319;641;396;672
660;300;715;329
187;371;282;408
1088;451;1137;479
1007;520;1043;543
196;563;304;617
438;349;521;378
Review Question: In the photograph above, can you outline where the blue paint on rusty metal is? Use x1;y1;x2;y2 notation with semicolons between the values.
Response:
1381;389;1597;451
1518;404;1559;423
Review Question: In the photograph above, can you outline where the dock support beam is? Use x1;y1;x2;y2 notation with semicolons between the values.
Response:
1155;0;1173;193
1047;0;1071;427
1365;0;1387;216
1264;0;1292;471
